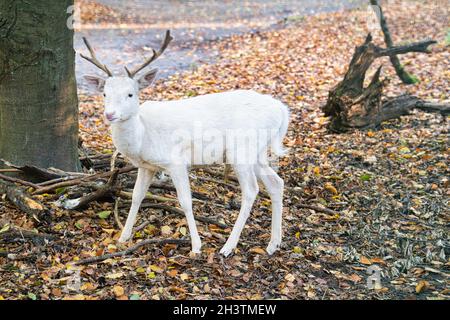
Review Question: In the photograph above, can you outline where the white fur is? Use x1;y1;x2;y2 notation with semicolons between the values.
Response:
88;74;289;256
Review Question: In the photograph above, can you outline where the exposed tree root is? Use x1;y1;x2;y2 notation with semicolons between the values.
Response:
0;180;50;223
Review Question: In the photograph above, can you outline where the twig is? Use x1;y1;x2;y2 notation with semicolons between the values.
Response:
33;166;135;195
0;169;20;173
297;204;340;216
134;220;151;233
61;170;119;210
36;176;78;187
199;167;239;183
114;197;123;229
0;173;40;189
110;149;120;171
0;226;56;244
140;203;228;228
118;190;179;203
73;238;190;265
194;175;240;191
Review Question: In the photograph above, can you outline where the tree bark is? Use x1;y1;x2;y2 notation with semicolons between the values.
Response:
0;0;80;172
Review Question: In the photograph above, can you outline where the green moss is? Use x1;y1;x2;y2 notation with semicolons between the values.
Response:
445;29;450;45
408;73;420;84
398;64;419;84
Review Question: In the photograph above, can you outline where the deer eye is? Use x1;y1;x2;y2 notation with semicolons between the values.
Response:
103;93;106;97
128;94;133;98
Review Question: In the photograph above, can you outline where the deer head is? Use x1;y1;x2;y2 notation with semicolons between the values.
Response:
81;30;173;123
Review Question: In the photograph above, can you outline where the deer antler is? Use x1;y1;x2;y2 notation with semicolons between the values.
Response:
80;37;113;77
125;30;173;78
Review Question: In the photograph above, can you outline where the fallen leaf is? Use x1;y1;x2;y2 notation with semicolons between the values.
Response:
416;280;429;294
249;247;266;255
113;285;125;297
360;256;372;265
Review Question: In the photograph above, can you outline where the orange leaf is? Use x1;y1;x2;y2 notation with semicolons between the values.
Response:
360;256;372;265
249;247;266;255
113;285;124;297
167;269;178;277
416;280;429;294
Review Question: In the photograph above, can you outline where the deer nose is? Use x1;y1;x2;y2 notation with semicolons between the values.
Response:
105;112;116;121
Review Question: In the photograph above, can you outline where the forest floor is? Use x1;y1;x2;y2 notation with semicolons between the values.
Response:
0;0;449;300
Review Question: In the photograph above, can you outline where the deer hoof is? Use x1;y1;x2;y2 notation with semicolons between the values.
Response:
266;240;281;255
219;245;235;257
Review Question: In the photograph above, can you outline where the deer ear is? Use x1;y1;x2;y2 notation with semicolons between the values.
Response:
84;75;105;92
138;69;158;90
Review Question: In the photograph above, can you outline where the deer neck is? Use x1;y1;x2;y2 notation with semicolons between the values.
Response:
110;114;144;160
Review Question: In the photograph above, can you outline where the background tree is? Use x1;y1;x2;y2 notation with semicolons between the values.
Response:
0;0;80;172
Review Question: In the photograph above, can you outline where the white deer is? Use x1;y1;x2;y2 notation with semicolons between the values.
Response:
81;31;289;256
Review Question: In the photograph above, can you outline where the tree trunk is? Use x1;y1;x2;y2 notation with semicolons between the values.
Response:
0;0;80;172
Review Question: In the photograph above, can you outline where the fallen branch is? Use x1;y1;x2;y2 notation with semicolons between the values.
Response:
33;166;135;195
73;238;190;265
297;204;340;216
199;167;239;183
110;149;120;171
0;158;68;181
0;173;40;189
114;197;123;229
61;170;119;210
194;175;271;199
0;225;56;244
134;220;150;233
0;180;50;222
140;203;228;228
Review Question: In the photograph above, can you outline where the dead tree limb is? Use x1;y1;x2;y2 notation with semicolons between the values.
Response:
323;34;448;132
369;0;418;84
33;166;135;195
0;225;56;244
61;170;119;210
0;158;69;181
0;173;40;189
0;180;50;222
114;197;124;229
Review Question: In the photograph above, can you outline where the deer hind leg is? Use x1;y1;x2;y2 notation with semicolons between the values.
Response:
119;167;156;243
169;165;202;253
254;164;284;255
220;165;259;257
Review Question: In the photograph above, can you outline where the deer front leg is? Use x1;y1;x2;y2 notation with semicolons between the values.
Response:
169;165;202;253
118;167;155;243
220;165;259;257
